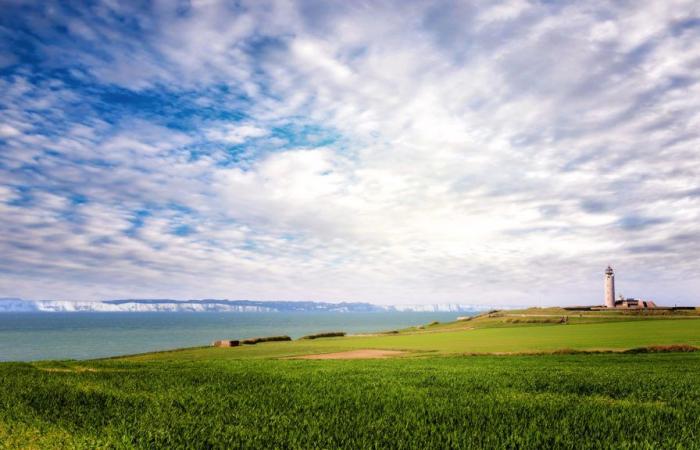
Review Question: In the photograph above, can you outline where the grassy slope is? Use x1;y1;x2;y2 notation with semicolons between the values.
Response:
123;317;700;361
1;354;700;448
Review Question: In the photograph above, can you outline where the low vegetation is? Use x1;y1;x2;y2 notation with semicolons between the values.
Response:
623;344;698;353
240;335;291;345
299;331;346;340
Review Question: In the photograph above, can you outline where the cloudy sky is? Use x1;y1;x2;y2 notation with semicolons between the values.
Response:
1;1;699;306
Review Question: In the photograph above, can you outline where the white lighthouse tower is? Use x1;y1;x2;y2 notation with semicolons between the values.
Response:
604;266;615;308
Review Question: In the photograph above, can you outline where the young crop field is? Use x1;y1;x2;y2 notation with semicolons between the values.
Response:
1;353;699;448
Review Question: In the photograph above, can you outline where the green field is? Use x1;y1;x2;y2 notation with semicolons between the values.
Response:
125;313;700;361
1;311;699;448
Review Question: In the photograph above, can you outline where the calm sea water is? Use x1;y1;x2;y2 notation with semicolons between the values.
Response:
0;312;466;361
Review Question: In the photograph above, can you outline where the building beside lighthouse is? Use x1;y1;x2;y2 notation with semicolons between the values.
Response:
603;266;657;309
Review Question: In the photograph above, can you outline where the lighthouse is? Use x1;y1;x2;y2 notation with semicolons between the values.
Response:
604;266;615;308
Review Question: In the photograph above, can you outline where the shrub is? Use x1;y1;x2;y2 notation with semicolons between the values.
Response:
241;336;292;345
624;344;698;354
299;332;346;340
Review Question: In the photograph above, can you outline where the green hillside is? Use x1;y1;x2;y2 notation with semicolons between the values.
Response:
123;310;700;361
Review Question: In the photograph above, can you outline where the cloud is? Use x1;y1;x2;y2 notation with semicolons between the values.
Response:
206;123;268;144
0;0;699;305
589;20;619;43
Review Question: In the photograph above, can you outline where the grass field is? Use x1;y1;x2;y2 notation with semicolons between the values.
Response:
123;315;700;361
2;354;700;448
1;310;699;448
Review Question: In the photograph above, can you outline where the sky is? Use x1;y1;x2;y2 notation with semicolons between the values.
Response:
0;0;699;306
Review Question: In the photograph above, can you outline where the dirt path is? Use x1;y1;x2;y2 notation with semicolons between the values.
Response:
293;349;407;359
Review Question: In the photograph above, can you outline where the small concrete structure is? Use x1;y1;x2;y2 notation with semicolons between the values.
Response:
212;339;240;347
613;297;657;309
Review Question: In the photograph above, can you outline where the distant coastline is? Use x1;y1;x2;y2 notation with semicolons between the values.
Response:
0;298;489;313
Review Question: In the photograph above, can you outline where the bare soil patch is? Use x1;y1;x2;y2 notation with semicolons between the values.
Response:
38;367;99;373
294;349;407;360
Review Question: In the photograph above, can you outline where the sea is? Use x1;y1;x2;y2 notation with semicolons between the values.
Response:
0;311;468;361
